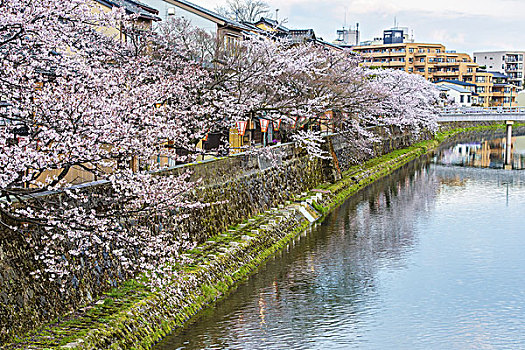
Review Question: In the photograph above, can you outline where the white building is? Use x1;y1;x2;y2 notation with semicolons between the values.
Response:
436;83;473;107
333;25;360;47
517;90;525;107
473;51;525;89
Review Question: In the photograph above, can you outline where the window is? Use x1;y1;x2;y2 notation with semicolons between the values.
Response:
468;96;471;103
460;95;464;103
224;35;239;54
520;55;524;61
420;58;425;62
409;48;414;53
436;49;441;53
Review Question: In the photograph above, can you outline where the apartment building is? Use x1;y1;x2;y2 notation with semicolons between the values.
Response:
488;71;518;107
352;42;480;83
474;51;525;89
436;71;517;107
352;27;518;107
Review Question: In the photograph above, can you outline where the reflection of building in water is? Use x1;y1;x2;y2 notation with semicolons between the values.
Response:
438;135;525;169
439;176;467;187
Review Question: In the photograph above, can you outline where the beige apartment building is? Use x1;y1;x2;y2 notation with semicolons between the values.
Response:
352;42;516;107
352;42;478;82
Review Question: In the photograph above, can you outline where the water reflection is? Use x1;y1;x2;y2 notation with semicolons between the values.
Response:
436;135;525;170
155;161;444;350
155;135;525;350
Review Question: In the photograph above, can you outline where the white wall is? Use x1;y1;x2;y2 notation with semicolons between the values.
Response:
474;52;505;73
446;89;472;107
517;91;525;107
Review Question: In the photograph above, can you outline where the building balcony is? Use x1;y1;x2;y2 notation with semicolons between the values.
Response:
433;70;460;75
433;74;461;80
388;51;407;56
386;61;406;66
433;61;459;66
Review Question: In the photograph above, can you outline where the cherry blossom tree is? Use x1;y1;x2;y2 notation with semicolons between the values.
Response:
0;0;226;284
211;37;439;158
368;68;440;134
0;0;440;288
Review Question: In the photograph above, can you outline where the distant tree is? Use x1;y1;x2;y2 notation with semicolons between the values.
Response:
216;0;271;22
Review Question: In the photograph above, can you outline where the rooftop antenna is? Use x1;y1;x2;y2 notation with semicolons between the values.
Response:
394;16;397;28
344;7;347;29
275;9;279;21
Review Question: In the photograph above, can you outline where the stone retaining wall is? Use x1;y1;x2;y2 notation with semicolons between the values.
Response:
0;129;428;345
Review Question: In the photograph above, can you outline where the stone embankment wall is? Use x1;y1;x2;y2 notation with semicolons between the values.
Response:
0;129;427;344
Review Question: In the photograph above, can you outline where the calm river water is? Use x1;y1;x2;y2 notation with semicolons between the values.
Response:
156;134;525;350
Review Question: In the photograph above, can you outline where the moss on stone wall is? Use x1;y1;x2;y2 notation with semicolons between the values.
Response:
3;123;517;349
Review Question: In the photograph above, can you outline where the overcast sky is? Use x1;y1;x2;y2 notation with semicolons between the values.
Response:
196;0;525;54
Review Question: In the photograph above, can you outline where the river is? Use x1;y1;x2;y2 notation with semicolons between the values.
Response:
155;134;525;350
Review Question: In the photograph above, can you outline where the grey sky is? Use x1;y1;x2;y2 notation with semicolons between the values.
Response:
193;0;525;54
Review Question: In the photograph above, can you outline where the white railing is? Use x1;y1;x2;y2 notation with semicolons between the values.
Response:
440;106;525;115
438;106;525;122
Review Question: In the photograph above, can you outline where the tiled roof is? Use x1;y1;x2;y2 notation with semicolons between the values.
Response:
255;17;290;32
487;71;508;79
436;79;476;87
440;84;472;94
164;0;252;30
